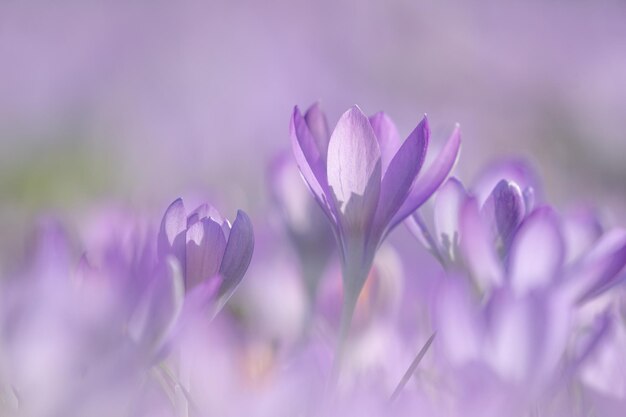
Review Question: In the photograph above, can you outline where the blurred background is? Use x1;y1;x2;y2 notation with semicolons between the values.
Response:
1;0;625;263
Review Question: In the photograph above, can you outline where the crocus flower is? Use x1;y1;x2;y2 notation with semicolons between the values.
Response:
0;219;186;417
290;103;461;354
418;161;626;415
409;159;626;300
407;159;538;277
268;150;335;307
157;198;255;313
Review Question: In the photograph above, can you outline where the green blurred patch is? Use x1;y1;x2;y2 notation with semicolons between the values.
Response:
0;137;120;210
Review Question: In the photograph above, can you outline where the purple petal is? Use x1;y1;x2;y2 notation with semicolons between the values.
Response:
389;124;461;231
562;206;603;264
327;106;382;233
406;212;443;262
472;158;542;206
481;180;526;249
219;210;255;295
31;218;71;278
434;177;467;261
569;312;612;374
434;277;483;365
128;257;185;352
187;204;208;226
290;106;333;215
304;102;330;162
507;207;565;295
269;151;313;231
459;197;503;289
578;315;625;398
534;289;572;380
185;218;227;289
157;198;187;263
484;289;571;383
373;116;429;235
187;203;223;226
484;289;538;381
574;228;626;303
181;274;223;319
369;111;402;174
187;213;200;228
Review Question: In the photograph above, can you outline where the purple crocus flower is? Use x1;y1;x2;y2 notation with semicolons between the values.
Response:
417;161;626;414
76;209;187;363
0;218;187;416
409;159;626;300
290;103;461;353
268;150;335;307
157;198;255;313
407;160;537;278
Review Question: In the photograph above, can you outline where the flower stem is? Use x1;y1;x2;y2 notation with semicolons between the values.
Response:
389;332;436;403
329;262;369;391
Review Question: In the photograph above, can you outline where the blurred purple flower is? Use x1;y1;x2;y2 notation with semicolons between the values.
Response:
0;219;184;416
578;309;626;416
412;160;626;414
410;160;626;300
268;151;335;306
291;103;460;355
408;159;539;275
157;198;254;313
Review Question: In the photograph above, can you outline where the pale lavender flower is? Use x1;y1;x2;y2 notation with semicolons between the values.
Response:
290;103;460;355
410;160;626;300
268;151;335;307
412;161;626;415
157;198;254;312
407;159;539;278
0;200;256;416
0;219;184;417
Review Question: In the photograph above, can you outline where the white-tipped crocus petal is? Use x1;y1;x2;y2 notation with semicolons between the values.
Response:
507;207;564;296
327;106;382;233
157;198;187;262
369;111;402;174
460;197;503;289
374;116;429;236
185;218;227;289
434;177;467;261
219;210;254;296
389;124;461;231
304;103;330;161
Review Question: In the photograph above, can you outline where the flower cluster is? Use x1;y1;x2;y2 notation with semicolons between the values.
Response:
0;104;625;417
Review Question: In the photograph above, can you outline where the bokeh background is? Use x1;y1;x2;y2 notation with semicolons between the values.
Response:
2;0;626;263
